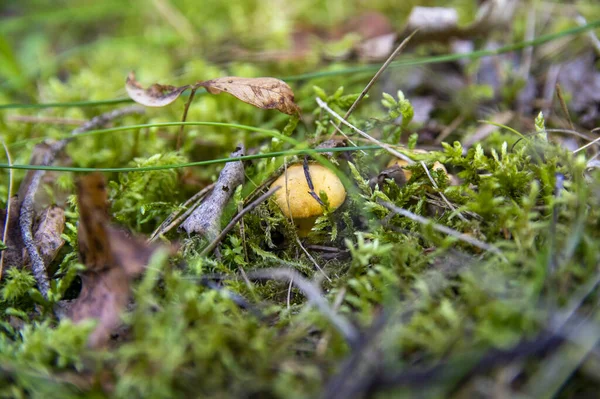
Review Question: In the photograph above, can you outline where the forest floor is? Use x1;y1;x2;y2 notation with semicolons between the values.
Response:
1;1;600;398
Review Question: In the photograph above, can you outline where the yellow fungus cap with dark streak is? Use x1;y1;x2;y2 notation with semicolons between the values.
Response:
271;164;346;219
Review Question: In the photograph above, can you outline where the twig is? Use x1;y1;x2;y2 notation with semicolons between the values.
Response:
316;97;413;164
419;161;467;222
247;268;358;346
379;200;506;260
19;105;144;298
367;333;563;393
0;140;13;279
149;182;215;242
329;30;419;140
329;121;364;153
200;186;280;256
176;87;197;150
6;115;85;125
574;135;600;154
295;235;331;283
434;113;466;145
182;144;245;242
555;83;575;131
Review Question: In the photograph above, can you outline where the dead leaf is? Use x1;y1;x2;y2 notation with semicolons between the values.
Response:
125;72;190;107
126;73;300;115
22;205;66;269
197;77;300;115
67;173;162;348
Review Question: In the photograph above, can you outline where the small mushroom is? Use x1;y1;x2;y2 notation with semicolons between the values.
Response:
271;163;346;236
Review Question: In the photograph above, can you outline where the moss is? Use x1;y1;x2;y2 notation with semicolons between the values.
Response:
2;1;600;397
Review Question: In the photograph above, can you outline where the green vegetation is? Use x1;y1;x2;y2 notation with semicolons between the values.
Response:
1;1;600;397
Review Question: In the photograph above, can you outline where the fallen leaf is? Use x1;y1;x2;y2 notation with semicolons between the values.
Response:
126;74;300;115
22;205;66;269
198;77;300;115
67;173;161;348
125;72;190;107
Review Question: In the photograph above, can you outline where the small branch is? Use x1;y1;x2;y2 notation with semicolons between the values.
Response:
419;161;467;222
149;182;215;242
182;144;245;242
19;105;144;298
247;268;359;346
379;200;505;260
555;83;575;131
200;186;280;256
177;87;197;150
329;30;418;139
316;97;413;164
6;115;85;125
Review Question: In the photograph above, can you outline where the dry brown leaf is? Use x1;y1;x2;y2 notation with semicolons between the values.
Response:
125;72;190;107
198;77;300;115
22;205;66;269
67;173;162;348
126;73;300;115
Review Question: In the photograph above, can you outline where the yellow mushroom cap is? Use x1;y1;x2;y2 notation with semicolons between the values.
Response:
271;164;346;219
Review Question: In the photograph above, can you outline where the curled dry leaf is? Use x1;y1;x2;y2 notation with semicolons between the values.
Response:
126;73;300;115
67;173;162;348
198;77;300;115
125;72;190;107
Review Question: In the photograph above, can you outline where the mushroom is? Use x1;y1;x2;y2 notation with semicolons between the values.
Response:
271;163;346;236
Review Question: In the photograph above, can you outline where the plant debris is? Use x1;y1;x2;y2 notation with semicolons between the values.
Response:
1;2;600;397
67;173;161;348
126;73;300;115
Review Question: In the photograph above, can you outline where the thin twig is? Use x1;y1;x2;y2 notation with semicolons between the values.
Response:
6;115;85;125
379;200;506;260
247;268;358;345
200;186;280;256
149;182;215;242
434;113;466;145
329;30;419;140
419;161;467;222
295;235;331;283
19;105;144;298
0;140;13;279
574;136;600;154
316;97;413;164
555;83;575;131
176;87;197;150
329;121;364;153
